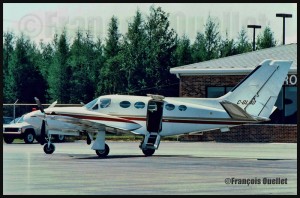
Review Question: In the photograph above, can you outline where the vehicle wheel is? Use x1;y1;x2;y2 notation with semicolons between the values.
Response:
142;148;155;156
4;136;14;144
43;143;55;154
55;135;65;142
95;144;110;158
24;131;35;144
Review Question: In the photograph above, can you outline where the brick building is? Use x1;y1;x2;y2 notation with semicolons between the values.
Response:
170;43;297;143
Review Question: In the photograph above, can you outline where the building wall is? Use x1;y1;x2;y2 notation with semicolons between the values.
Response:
179;75;297;143
180;75;245;97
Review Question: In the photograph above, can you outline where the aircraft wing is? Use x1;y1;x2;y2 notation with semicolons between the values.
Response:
45;112;142;133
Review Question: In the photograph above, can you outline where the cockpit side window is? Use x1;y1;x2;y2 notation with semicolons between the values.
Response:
100;98;111;108
92;104;99;110
84;98;98;109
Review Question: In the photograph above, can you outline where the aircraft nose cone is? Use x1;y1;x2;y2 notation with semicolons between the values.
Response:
23;111;42;128
23;113;30;122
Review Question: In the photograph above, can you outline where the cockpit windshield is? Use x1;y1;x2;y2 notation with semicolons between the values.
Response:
84;98;98;109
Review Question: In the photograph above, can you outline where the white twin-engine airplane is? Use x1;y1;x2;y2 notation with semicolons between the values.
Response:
24;59;292;157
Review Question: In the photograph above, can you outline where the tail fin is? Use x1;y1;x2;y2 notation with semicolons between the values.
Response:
220;59;292;118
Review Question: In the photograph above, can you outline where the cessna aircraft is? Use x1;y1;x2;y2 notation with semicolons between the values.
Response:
24;59;292;157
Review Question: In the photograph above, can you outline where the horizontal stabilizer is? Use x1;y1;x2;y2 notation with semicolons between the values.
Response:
220;100;256;121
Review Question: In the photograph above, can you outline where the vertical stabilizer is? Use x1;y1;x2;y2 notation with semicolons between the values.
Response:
220;59;292;118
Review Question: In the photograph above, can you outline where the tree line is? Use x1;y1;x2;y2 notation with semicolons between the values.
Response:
3;5;277;104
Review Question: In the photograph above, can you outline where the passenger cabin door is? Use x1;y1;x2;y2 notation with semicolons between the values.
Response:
146;100;164;133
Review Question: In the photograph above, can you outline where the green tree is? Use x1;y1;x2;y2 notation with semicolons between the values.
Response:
220;31;238;57
256;26;277;50
47;30;71;103
204;15;221;60
191;32;206;63
121;9;148;94
6;34;46;103
93;38;105;97
175;35;193;66
98;16;123;95
236;27;252;53
3;31;15;103
144;5;178;96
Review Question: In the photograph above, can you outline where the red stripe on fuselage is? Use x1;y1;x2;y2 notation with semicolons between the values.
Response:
48;113;252;125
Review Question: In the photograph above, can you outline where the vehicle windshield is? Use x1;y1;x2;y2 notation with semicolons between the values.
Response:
84;98;98;109
9;116;24;124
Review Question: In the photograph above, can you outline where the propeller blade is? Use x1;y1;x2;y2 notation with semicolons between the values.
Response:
34;97;44;113
38;120;47;145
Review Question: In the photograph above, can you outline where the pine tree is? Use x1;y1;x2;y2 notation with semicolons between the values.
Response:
236;27;252;53
6;34;46;103
204;15;221;60
175;35;193;66
256;26;277;50
47;30;71;103
191;32;206;63
98;16;123;95
144;5;178;96
121;9;148;95
3;31;15;103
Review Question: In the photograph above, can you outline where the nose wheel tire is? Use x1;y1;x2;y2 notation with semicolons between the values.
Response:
142;148;155;156
95;144;110;158
43;143;55;154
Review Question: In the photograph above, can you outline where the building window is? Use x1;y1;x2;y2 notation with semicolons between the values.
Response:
207;86;234;98
259;86;297;124
269;88;284;124
207;87;225;98
284;87;297;124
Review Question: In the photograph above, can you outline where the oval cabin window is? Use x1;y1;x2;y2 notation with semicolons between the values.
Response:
165;104;175;111
120;101;131;108
178;105;187;111
134;102;145;109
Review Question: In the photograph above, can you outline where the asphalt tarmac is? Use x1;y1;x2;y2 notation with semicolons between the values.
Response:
3;141;297;195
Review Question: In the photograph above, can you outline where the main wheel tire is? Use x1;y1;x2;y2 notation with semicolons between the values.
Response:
43;143;55;154
95;144;110;158
142;148;155;156
4;136;14;144
24;131;35;144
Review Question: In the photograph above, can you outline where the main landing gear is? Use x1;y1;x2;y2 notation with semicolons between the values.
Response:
142;148;155;156
139;133;160;157
95;143;110;158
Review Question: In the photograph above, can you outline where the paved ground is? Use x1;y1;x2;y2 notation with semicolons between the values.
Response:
3;141;297;195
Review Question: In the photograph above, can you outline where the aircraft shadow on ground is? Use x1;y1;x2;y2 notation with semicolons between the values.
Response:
70;154;295;161
71;154;193;159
